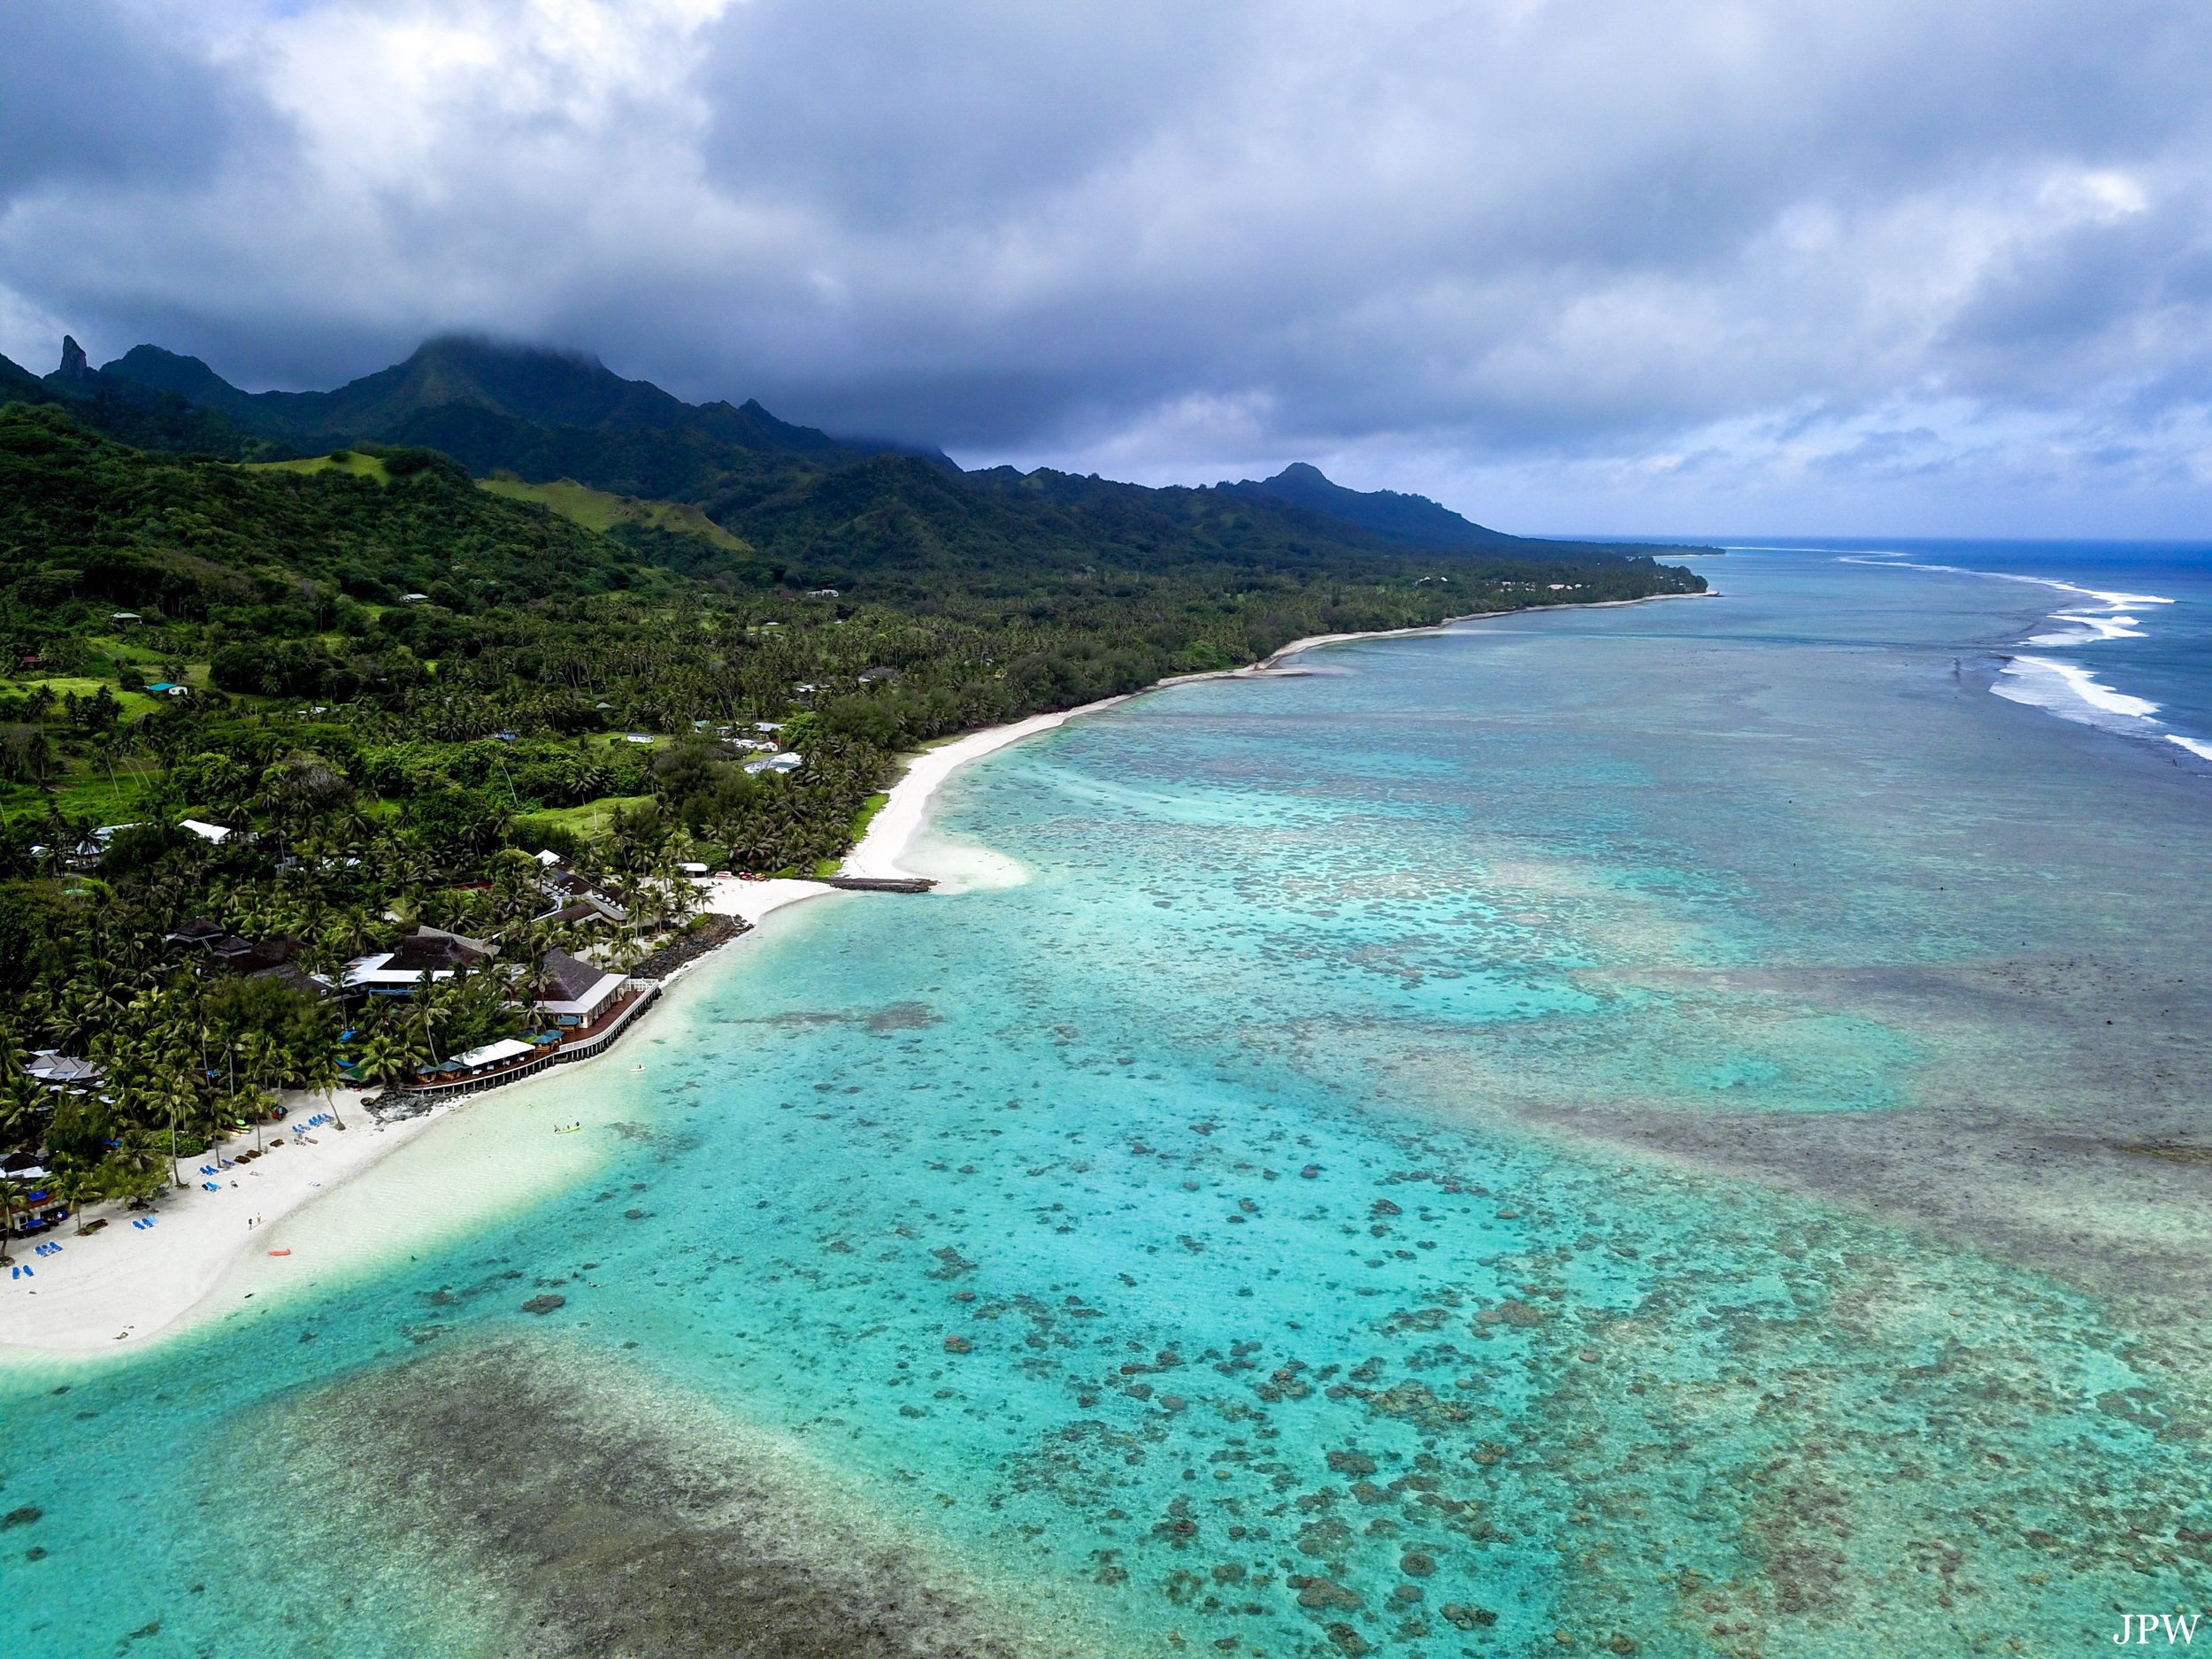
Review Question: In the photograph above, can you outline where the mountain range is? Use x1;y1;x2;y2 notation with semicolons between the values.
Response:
1;334;1713;582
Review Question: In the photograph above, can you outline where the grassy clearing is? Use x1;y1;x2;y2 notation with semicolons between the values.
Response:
478;476;751;554
247;450;392;483
584;731;669;752
0;677;177;718
1;764;165;826
516;795;657;837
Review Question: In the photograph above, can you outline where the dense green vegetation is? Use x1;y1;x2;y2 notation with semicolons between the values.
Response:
0;342;1706;1240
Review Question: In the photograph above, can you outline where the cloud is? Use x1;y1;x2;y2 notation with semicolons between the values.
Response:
2;0;2210;532
0;0;249;197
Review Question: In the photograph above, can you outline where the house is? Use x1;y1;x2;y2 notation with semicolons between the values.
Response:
147;682;188;696
535;869;628;924
165;918;225;949
111;611;143;625
534;849;565;867
541;899;617;929
65;839;103;870
25;1050;104;1091
204;935;305;977
180;819;233;844
744;751;803;775
250;962;334;1000
535;949;627;1027
343;926;497;994
676;861;710;877
857;666;898;684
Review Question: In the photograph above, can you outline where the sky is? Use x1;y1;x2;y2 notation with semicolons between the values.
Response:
3;0;2210;538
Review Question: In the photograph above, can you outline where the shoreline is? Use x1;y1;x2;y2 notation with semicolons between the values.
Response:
0;583;1711;1361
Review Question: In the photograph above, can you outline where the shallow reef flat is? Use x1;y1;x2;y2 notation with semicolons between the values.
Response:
244;1335;1079;1659
8;549;2211;1658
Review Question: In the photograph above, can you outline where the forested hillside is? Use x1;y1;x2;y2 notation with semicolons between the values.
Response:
14;335;1715;572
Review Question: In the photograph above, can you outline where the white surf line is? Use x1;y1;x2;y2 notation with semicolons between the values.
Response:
1827;550;2212;760
1833;552;2174;617
1991;656;2161;721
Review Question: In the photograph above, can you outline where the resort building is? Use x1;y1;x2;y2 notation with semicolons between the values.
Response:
440;1037;547;1079
535;868;629;924
343;926;497;995
251;962;334;1000
25;1050;104;1092
535;949;627;1028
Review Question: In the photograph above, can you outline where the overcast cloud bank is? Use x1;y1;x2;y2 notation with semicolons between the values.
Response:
4;0;2209;534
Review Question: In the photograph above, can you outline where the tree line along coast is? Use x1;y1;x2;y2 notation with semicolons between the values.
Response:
0;334;1711;1251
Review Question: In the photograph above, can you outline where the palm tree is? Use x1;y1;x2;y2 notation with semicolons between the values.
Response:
45;979;106;1059
0;1174;26;1265
52;1164;101;1234
298;1038;346;1132
0;1074;44;1155
146;1066;198;1184
414;978;454;1068
353;1025;428;1098
111;1129;165;1199
240;1031;281;1153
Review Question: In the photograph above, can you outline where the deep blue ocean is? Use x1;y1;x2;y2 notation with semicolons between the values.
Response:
4;541;2208;1659
1746;536;2212;763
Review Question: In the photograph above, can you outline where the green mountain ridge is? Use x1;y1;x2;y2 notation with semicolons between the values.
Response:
87;336;913;464
12;334;1717;571
1224;460;1520;549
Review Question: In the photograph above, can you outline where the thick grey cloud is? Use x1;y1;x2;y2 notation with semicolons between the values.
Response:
2;0;2209;534
0;0;244;195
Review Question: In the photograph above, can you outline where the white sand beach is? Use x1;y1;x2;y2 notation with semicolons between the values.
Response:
0;1089;426;1354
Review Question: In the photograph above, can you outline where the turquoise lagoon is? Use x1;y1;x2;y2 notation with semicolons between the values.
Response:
5;547;2210;1656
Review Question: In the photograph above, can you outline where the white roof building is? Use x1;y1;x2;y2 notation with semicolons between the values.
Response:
180;818;233;844
446;1038;538;1072
26;1050;104;1089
